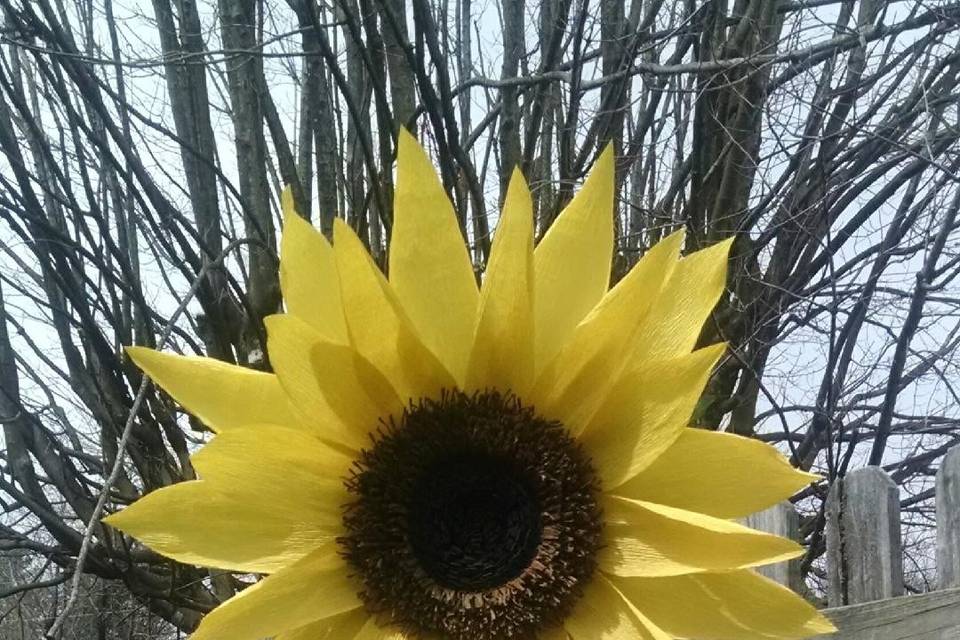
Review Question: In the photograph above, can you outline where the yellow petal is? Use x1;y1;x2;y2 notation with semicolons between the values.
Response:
280;187;349;342
534;146;614;374
126;347;300;433
191;544;361;640
599;496;804;577
614;570;836;639
334;218;456;400
265;314;402;450
389;129;479;383
465;169;534;395
353;617;410;640
636;238;732;360
564;573;670;640
275;609;369;640
620;428;819;519
580;343;726;489
103;478;341;573
531;229;684;430
191;425;351;500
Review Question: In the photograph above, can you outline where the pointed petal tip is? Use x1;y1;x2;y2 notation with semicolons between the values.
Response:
396;127;414;155
587;144;615;184
280;204;326;258
280;188;313;232
281;185;295;217
610;570;833;640
99;492;157;536
807;611;838;635
125;345;162;371
781;539;807;562
397;125;416;145
506;167;532;200
688;234;736;264
799;469;825;484
396;126;430;171
100;509;122;528
100;500;165;540
100;503;153;541
718;234;736;256
123;344;144;359
662;226;686;243
600;497;808;576
598;141;615;162
736;533;806;570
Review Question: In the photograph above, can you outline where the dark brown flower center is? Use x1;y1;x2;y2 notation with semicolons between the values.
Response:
339;390;602;640
407;451;542;591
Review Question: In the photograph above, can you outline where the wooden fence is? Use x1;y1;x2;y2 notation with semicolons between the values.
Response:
746;445;960;640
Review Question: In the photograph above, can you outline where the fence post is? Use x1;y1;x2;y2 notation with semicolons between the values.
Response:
826;466;904;607
938;444;960;589
744;502;803;593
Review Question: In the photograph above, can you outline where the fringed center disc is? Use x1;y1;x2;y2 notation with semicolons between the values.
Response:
339;390;602;640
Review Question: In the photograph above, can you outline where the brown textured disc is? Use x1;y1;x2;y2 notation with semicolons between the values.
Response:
339;390;602;640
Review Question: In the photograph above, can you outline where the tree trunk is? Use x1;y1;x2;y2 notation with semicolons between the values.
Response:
217;0;280;348
498;0;523;200
150;0;239;360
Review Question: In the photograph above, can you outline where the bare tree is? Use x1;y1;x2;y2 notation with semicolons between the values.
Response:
1;0;959;634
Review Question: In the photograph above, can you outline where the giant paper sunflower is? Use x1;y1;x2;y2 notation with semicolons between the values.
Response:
105;131;835;640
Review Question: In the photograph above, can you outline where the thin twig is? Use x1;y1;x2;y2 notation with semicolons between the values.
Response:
45;239;255;639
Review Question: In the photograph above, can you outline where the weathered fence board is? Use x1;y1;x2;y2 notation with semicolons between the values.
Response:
815;588;960;640
826;466;905;607
938;446;960;590
746;444;960;640
744;502;803;593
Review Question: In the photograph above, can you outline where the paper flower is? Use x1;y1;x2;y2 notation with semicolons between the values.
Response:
105;131;835;640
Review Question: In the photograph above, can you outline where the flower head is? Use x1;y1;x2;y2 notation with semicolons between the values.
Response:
105;130;835;640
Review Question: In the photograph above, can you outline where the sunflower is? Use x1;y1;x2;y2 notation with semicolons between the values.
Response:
105;131;836;640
